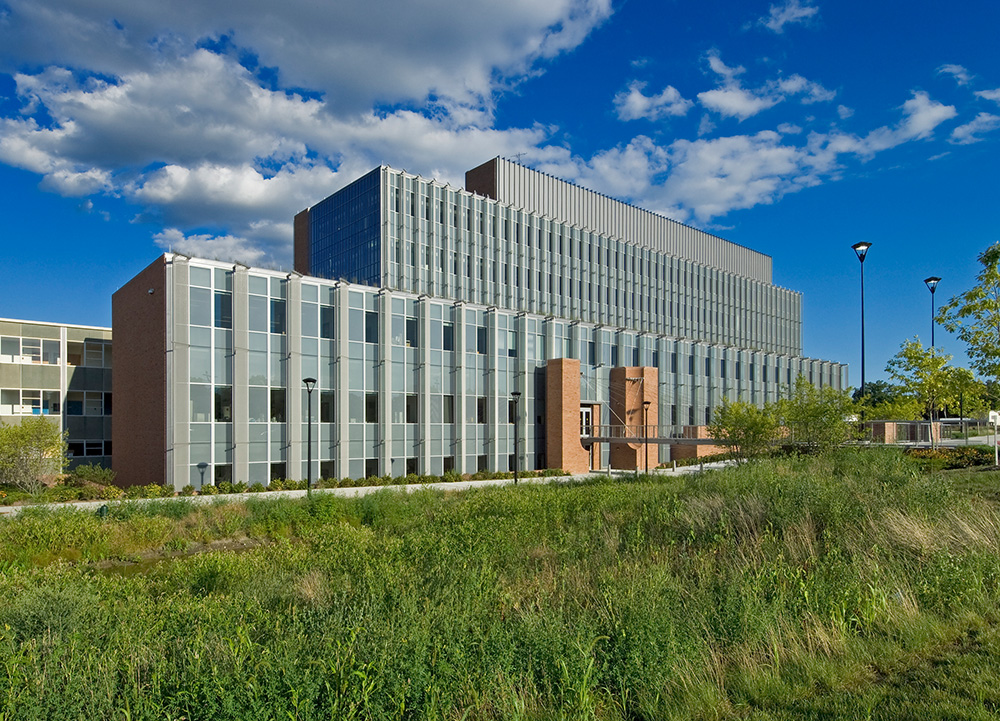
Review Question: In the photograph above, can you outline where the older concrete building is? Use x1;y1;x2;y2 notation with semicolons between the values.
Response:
0;318;112;467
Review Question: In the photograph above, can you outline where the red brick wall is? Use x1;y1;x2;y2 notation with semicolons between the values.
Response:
293;208;311;275
545;358;590;475
112;257;166;486
609;366;659;470
464;158;498;200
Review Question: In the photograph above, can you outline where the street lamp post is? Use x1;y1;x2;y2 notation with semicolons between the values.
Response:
852;242;872;398
303;377;316;498
924;276;941;348
643;400;651;475
511;391;521;485
196;461;208;489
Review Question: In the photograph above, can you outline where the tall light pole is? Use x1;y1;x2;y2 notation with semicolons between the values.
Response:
924;276;941;348
852;242;872;398
643;400;651;475
511;391;521;485
303;377;316;498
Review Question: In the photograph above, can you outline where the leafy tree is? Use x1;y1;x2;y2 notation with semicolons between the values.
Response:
942;366;987;419
776;376;857;453
853;379;922;421
707;399;780;463
0;417;68;495
938;242;1000;381
884;338;952;420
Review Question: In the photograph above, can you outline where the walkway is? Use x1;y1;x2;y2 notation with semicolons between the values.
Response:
0;461;733;517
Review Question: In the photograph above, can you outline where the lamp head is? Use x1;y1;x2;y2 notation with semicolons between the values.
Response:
303;377;317;392
851;241;872;262
924;276;941;293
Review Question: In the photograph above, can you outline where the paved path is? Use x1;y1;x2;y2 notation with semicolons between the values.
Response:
0;461;730;517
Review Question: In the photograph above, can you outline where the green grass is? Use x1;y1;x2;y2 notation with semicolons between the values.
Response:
1;447;1000;719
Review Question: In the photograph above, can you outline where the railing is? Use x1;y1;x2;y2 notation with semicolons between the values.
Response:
581;424;689;441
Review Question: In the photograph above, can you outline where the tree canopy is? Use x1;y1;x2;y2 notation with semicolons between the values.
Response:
938;242;1000;382
0;417;67;495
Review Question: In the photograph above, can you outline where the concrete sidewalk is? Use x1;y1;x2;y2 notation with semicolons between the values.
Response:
0;461;730;517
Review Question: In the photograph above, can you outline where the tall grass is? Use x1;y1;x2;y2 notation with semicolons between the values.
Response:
2;447;1000;719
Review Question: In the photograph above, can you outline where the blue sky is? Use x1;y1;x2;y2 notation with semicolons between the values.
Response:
1;0;998;386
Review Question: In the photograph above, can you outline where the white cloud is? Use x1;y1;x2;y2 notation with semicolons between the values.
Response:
976;88;1000;104
698;86;779;120
759;0;819;34
0;0;613;114
552;88;963;225
776;74;836;103
0;0;606;264
837;104;854;119
614;81;692;121
950;113;1000;145
698;52;833;120
153;228;267;266
706;51;745;83
937;64;973;86
860;91;957;153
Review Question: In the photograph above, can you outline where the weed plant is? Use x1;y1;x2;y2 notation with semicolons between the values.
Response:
2;448;1000;719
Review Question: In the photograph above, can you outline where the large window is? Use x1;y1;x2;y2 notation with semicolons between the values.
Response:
270;388;286;423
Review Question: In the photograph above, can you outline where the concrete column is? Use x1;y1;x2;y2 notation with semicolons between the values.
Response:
232;264;250;486
336;283;351;480
454;302;467;473
170;258;191;490
286;274;303;481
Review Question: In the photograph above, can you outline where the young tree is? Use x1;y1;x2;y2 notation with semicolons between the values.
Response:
884;338;952;420
0;417;68;496
853;379;922;420
938;242;1000;381
707;399;780;463
776;376;857;453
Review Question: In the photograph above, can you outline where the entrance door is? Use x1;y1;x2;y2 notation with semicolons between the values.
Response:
580;407;597;471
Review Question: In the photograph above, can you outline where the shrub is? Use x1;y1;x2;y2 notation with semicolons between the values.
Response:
232;481;248;494
268;478;286;491
68;462;116;486
180;484;196;496
249;482;266;493
216;481;235;495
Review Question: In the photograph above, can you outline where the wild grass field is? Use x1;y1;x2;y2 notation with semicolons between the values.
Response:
2;448;1000;720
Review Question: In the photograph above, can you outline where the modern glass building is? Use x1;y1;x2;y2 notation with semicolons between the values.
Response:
295;158;802;357
113;253;843;489
0;318;113;468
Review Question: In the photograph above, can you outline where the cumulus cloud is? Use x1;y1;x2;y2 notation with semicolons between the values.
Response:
0;0;980;263
950;113;1000;145
937;64;972;86
858;91;957;154
837;104;854;119
976;88;1000;104
613;81;692;121
697;51;834;120
154;228;267;266
0;0;613;113
0;0;607;264
759;0;819;33
551;88;961;225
